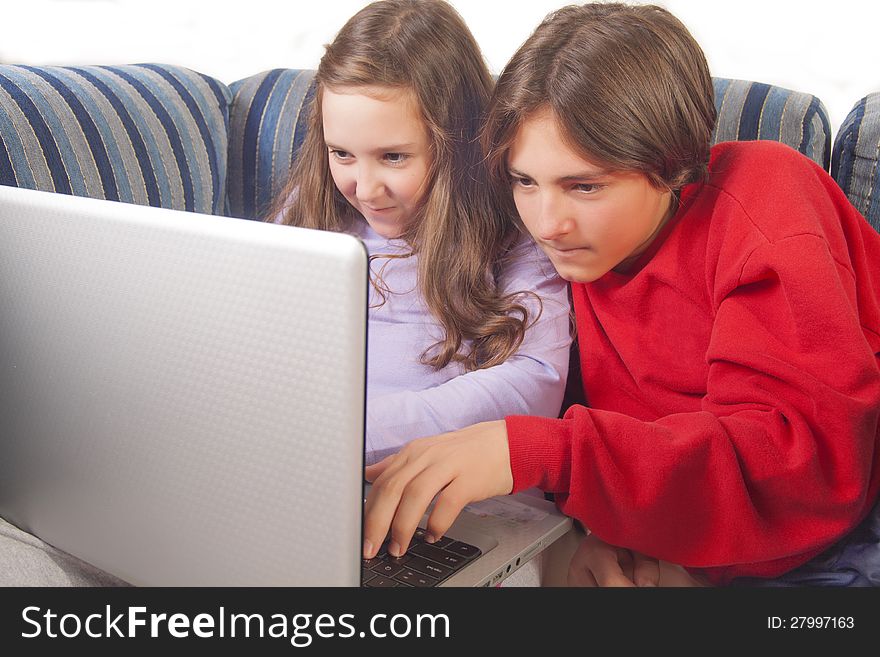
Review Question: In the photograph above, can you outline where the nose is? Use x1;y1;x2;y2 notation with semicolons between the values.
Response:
534;191;572;242
355;165;384;204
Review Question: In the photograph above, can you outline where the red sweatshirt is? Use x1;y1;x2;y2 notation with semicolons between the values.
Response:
506;140;880;585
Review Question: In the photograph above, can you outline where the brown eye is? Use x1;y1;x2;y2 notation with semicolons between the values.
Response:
384;153;408;164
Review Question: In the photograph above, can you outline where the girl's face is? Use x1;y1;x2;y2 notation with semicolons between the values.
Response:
322;86;432;238
507;108;674;282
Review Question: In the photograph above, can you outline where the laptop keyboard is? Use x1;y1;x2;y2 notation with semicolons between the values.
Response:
362;527;482;587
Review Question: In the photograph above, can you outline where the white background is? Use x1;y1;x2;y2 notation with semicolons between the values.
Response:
2;0;878;140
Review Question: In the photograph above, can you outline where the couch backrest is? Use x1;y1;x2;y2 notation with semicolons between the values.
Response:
226;69;316;220
226;71;832;221
832;93;880;233
0;64;231;215
227;69;315;219
712;78;830;171
0;65;836;224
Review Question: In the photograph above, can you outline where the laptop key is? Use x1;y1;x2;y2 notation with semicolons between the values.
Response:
362;569;378;584
415;528;453;549
372;562;405;578
395;569;439;588
410;542;466;568
446;541;481;559
406;555;453;580
365;575;399;587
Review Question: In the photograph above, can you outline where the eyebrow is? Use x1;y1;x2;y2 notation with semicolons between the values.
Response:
325;142;418;153
508;166;611;182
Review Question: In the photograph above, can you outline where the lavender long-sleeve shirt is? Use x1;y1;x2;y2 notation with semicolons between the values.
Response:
352;220;572;464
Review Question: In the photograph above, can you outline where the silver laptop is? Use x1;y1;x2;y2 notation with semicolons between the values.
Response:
0;185;571;587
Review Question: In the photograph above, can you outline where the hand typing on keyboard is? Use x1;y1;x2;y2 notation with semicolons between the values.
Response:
362;420;513;559
362;528;481;587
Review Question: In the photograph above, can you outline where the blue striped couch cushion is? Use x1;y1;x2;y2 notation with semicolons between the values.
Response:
713;78;830;170
226;71;831;220
227;69;315;220
0;64;231;215
832;93;880;233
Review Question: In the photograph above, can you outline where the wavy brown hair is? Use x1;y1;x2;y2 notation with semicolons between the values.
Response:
482;2;717;217
267;0;535;371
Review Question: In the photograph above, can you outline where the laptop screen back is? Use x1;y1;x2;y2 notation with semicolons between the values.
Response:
0;186;367;585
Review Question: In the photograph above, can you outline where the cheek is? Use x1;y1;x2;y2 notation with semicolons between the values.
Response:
512;192;536;228
619;196;657;243
592;197;640;244
328;163;355;198
399;166;431;204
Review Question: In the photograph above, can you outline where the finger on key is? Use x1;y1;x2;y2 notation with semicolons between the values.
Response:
424;479;471;544
362;463;410;559
363;446;437;558
387;462;455;556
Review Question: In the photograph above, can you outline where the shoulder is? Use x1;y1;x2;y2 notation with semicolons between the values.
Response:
711;139;815;168
707;141;832;193
697;141;844;243
498;231;560;285
672;141;862;301
707;141;829;198
494;233;570;313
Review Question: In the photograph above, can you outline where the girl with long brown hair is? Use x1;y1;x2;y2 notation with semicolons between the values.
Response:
269;0;571;465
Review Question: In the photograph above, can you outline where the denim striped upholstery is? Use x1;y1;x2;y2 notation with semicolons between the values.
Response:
226;71;832;221
832;93;880;233
0;64;231;215
227;69;316;220
713;78;831;170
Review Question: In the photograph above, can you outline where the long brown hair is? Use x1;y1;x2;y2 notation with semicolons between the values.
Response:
482;2;717;211
267;0;533;371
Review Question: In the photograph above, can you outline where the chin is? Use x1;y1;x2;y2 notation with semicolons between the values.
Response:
551;261;606;284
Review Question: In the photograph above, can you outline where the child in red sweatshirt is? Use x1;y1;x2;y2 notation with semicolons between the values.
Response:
363;3;880;586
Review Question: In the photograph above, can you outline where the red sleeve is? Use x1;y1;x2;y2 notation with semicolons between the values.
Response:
506;233;880;584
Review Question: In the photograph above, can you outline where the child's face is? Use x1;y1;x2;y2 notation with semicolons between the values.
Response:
507;109;673;282
322;86;432;238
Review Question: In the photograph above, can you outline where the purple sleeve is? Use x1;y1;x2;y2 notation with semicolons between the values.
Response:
365;237;571;464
